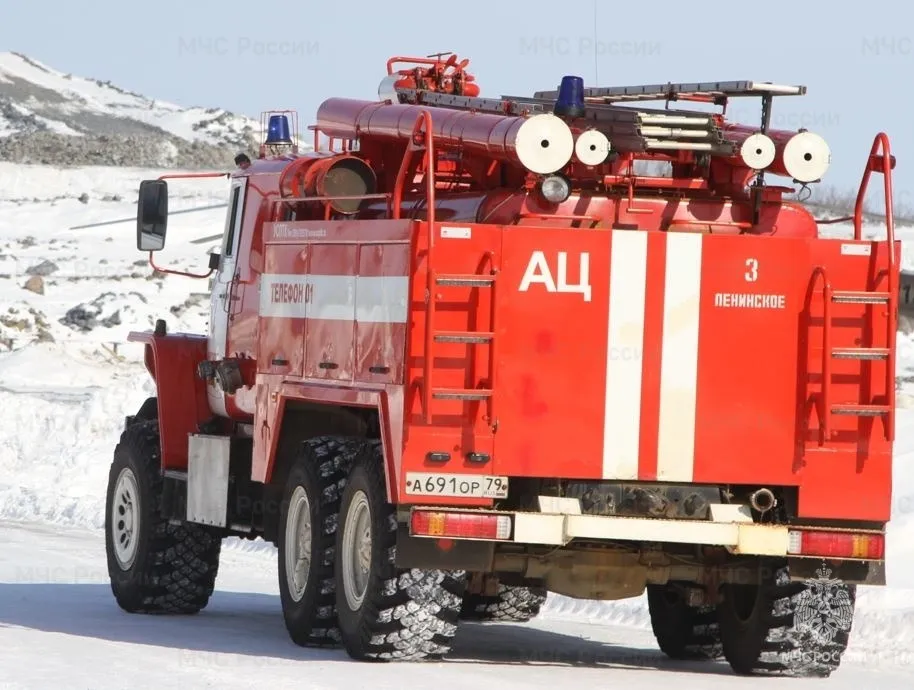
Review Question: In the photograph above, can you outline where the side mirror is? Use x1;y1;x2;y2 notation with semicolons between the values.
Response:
137;180;168;251
208;252;221;270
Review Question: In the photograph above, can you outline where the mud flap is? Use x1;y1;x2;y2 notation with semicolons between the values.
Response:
394;523;494;571
187;434;231;528
787;556;885;586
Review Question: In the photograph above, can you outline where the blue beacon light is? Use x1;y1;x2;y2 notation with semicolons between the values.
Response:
553;75;585;118
265;114;292;144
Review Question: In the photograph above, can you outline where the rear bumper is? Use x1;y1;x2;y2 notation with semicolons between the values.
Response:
513;505;787;554
408;499;886;561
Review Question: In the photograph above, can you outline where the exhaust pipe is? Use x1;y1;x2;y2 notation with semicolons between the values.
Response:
749;488;777;514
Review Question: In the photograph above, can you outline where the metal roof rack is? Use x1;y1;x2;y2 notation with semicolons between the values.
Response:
533;80;806;104
392;79;805;156
394;88;733;154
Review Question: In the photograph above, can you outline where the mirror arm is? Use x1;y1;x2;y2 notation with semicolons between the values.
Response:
148;251;215;280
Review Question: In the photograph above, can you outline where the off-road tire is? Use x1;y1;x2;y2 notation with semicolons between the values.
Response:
277;436;362;647
335;440;467;661
717;559;856;677
459;584;547;623
646;583;723;660
105;419;221;614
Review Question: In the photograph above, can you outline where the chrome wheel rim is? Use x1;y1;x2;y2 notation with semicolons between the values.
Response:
341;490;372;610
284;485;313;602
112;468;140;570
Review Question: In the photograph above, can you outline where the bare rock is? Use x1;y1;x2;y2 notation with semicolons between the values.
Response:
23;275;44;294
25;259;59;276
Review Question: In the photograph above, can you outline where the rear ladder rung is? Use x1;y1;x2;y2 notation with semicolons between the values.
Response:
831;290;891;304
831;403;891;416
832;347;890;360
432;388;493;401
435;274;495;287
434;331;494;344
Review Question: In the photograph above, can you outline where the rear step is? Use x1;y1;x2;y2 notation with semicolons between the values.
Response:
831;403;891;416
432;388;493;400
832;347;890;360
436;274;495;287
434;331;494;344
831;290;890;304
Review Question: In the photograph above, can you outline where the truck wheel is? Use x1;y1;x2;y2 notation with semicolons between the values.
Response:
717;560;855;677
459;584;547;623
277;436;361;647
646;583;722;660
335;440;467;660
105;419;221;614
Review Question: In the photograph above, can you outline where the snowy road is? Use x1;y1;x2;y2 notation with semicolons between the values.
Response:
1;521;911;689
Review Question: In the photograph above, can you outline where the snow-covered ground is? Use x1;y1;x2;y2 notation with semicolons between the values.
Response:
2;161;914;686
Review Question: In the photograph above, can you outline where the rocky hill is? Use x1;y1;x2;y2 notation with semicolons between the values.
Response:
0;51;262;168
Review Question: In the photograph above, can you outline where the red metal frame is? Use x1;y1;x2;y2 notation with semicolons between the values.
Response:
810;265;832;444
385;111;440;421
856;134;898;441
814;134;898;442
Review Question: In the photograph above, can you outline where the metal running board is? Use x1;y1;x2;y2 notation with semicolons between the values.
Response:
435;274;495;287
832;403;891;416
432;388;493;401
831;290;891;304
832;347;890;360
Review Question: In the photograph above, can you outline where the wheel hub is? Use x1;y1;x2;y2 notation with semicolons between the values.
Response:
284;486;313;602
111;467;140;570
342;490;371;611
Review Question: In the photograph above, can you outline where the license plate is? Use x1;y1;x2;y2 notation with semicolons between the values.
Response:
405;472;509;499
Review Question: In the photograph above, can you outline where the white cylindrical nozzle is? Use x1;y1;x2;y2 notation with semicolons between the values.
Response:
377;74;398;102
514;113;574;174
574;129;611;166
740;133;776;170
782;131;831;183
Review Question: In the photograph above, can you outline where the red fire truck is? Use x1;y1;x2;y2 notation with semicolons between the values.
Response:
105;54;897;678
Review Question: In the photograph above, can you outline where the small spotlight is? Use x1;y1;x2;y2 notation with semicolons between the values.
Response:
539;174;571;203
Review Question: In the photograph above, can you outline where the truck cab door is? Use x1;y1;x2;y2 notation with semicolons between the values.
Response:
207;176;247;416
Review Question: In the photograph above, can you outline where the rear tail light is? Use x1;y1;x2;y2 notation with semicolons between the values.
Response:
410;510;512;540
787;529;884;560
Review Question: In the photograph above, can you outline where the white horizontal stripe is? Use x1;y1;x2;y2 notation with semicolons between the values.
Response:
259;273;408;323
356;276;409;323
603;229;648;479
309;274;356;321
260;274;309;319
656;232;702;482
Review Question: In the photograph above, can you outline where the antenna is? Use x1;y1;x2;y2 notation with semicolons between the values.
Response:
593;0;599;85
